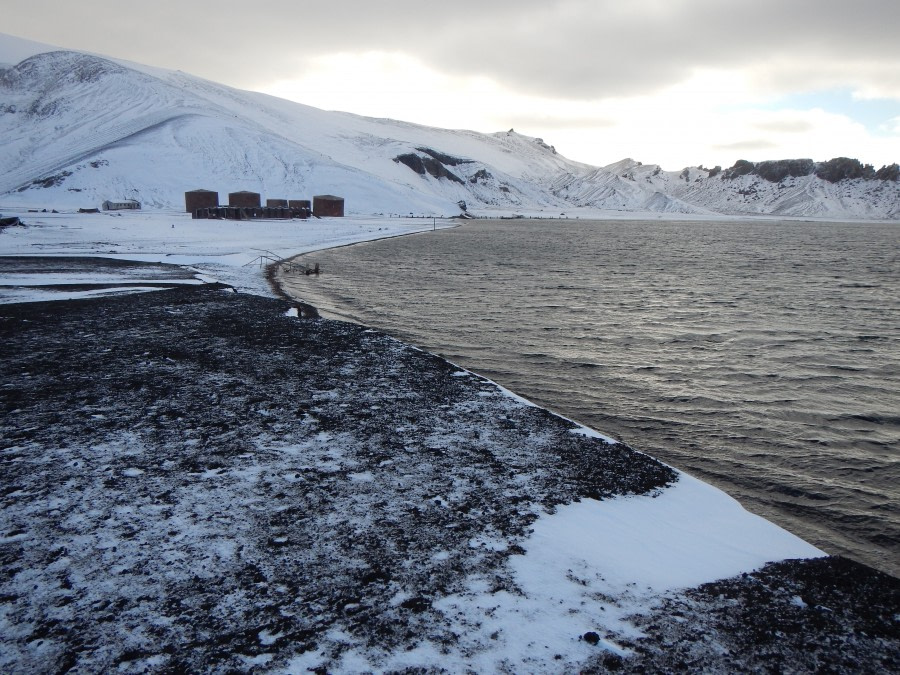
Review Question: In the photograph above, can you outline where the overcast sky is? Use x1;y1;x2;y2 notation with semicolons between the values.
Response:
4;0;900;170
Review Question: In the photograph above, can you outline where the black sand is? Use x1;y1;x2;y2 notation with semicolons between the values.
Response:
0;263;897;672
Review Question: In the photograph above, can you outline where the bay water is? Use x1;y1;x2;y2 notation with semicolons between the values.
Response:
283;219;899;577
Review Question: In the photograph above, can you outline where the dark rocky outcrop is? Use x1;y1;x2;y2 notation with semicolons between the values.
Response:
394;151;464;183
815;157;875;182
722;159;757;179
755;158;815;182
469;168;493;184
415;147;471;167
722;157;898;183
394;153;426;175
875;163;900;181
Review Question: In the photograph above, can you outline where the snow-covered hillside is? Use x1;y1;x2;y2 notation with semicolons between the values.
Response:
1;32;898;220
553;158;900;220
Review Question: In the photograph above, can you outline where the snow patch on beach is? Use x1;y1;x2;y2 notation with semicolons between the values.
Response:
323;471;825;673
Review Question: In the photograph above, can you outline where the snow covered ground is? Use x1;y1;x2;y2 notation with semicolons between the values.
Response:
6;210;896;673
0;209;446;300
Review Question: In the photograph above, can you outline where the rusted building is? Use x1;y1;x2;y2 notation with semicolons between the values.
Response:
266;198;288;207
228;191;262;208
313;194;344;217
288;199;311;219
184;189;219;213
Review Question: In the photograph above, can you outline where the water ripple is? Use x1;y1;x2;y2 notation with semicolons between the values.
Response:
284;219;900;578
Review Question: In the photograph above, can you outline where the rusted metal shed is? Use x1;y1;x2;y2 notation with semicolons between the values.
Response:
313;195;344;217
185;189;219;213
266;198;288;207
228;191;261;208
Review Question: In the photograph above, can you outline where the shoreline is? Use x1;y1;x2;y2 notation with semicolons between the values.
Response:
270;218;900;579
1;208;897;670
2;277;897;672
268;222;462;322
0;261;897;671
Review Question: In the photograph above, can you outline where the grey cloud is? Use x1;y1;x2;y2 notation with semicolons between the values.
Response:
4;0;900;100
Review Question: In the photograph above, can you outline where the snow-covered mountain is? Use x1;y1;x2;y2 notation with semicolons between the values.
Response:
1;33;898;220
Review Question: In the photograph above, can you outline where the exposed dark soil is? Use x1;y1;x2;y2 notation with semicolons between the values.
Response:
593;556;899;673
1;281;673;672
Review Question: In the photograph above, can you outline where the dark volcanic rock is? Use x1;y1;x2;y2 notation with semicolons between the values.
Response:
469;168;493;184
0;281;673;672
2;272;894;673
393;152;426;175
723;159;756;179
755;158;815;182
591;556;900;673
393;152;465;183
415;147;471;167
422;156;464;183
875;163;900;181
815;157;876;183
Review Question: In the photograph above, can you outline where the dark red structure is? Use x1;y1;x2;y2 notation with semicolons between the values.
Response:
289;199;311;211
266;198;288;207
184;189;219;213
313;195;344;217
228;191;261;208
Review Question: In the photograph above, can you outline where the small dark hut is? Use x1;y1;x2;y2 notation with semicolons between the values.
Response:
185;189;219;213
228;191;262;208
313;194;344;217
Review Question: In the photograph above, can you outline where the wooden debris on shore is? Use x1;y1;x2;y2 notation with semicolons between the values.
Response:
245;249;320;276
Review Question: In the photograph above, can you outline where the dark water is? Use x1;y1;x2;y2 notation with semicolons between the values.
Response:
285;219;900;578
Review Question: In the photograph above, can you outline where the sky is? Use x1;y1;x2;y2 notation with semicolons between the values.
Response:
4;0;900;171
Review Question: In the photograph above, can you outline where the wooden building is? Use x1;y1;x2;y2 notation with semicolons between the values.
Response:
266;198;288;207
228;191;262;208
313;194;344;217
102;199;141;211
185;189;219;213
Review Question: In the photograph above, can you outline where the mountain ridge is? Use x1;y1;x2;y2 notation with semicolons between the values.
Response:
0;34;897;220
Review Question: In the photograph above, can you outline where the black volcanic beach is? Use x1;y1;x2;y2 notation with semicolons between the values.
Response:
1;265;897;672
280;218;900;579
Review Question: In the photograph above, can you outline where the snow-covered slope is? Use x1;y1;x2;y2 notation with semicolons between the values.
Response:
555;159;900;220
0;38;583;216
1;33;898;220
